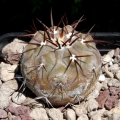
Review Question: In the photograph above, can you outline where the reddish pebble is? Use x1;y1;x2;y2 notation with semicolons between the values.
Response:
96;90;109;108
6;105;30;116
0;109;7;119
12;116;21;120
105;95;118;110
20;114;33;120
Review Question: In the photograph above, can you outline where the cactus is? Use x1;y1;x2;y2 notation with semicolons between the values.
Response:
20;13;101;106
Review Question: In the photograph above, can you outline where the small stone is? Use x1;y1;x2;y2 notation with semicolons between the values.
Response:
2;38;27;54
30;107;49;120
0;62;17;82
72;104;87;117
108;64;119;73
101;81;108;90
0;92;9;109
105;95;118;110
112;113;120;120
98;74;105;82
96;90;109;109
77;114;88;120
90;113;101;120
6;105;30;116
106;78;120;87
88;108;106;118
85;99;99;112
12;92;26;105
20;114;33;120
7;112;13;120
0;109;7;119
64;108;76;120
12;116;21;120
115;70;120;81
105;70;114;78
22;97;43;108
47;108;63;120
101;54;112;64
111;107;120;114
0;79;18;96
108;50;114;58
2;38;27;64
114;48;120;56
114;55;120;63
109;86;120;96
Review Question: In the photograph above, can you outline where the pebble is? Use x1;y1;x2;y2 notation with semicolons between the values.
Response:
111;107;120;114
101;81;108;90
101;54;112;64
114;55;120;63
11;92;26;105
72;104;87;117
105;69;114;78
6;105;30;116
98;74;105;82
0;109;7;119
96;90;109;109
22;97;43;108
0;62;17;82
0;79;18;96
108;64;119;73
20;114;33;120
112;113;120;120
0;91;9;109
105;95;118;110
30;107;49;120
115;70;120;81
90;113;101;120
114;48;120;56
2;38;27;54
108;49;114;58
64;108;76;120
12;116;21;120
85;98;99;112
77;114;88;120
106;78;120;87
47;108;63;120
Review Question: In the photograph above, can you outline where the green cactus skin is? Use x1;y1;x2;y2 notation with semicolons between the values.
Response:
21;18;101;106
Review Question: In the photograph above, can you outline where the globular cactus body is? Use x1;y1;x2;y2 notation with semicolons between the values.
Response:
21;18;101;106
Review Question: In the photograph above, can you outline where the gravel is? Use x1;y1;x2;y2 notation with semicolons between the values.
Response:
0;38;120;120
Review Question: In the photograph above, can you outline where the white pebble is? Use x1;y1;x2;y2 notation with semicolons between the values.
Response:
115;70;120;81
0;79;18;96
30;107;49;120
98;74;105;82
90;113;101;120
2;38;27;55
47;108;63;120
12;92;26;104
0;62;17;82
64;108;76;120
101;54;112;64
108;50;114;58
0;91;9;109
72;104;87;117
85;99;98;112
112;113;120;120
77;114;88;120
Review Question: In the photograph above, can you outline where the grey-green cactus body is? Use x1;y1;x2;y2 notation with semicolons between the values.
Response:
21;25;101;106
